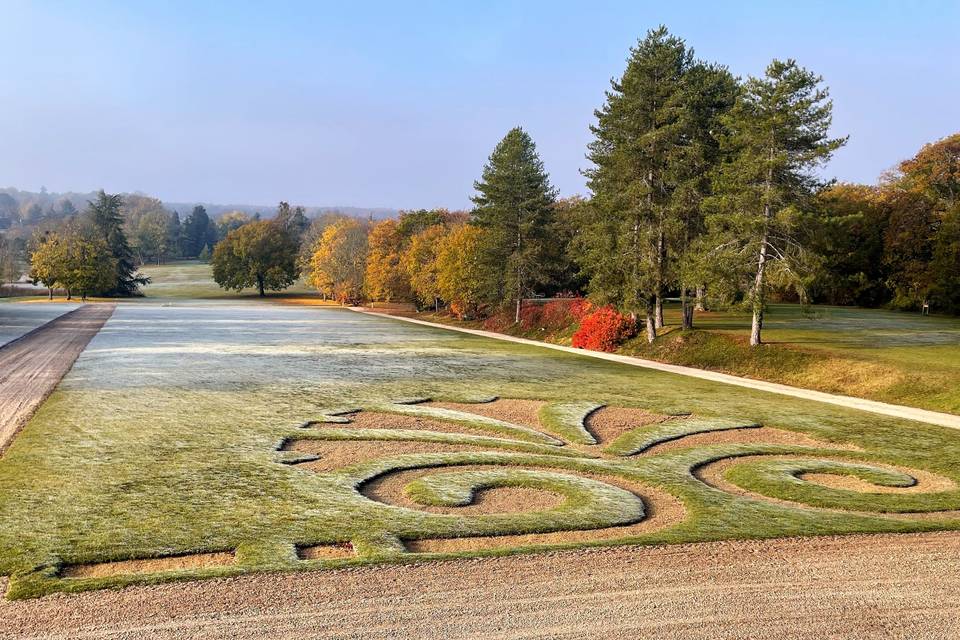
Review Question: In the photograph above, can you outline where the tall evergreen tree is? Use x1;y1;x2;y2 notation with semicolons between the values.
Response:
183;205;216;257
166;210;183;258
85;190;149;295
471;127;557;323
706;59;846;345
581;26;709;341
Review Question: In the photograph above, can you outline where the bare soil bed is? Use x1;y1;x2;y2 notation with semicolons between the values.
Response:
0;304;115;454
2;532;958;639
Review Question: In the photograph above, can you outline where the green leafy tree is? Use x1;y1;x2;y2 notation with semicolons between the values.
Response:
472;127;557;323
211;220;300;296
136;210;172;265
29;232;67;298
61;231;117;301
705;59;846;345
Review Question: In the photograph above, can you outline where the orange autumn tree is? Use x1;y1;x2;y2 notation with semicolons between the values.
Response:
364;219;412;303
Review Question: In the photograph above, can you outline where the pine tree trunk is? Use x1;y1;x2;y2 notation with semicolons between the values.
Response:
655;228;665;329
750;223;769;346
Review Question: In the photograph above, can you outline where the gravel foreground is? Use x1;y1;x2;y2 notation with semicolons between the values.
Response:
2;532;958;639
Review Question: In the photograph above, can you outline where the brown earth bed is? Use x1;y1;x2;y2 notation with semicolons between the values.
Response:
61;552;234;579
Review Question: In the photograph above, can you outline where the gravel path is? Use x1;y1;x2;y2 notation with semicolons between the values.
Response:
352;309;960;430
0;303;115;454
2;532;958;639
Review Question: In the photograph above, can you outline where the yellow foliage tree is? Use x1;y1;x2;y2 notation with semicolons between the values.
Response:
308;218;369;304
400;224;448;311
364;219;411;303
435;224;487;319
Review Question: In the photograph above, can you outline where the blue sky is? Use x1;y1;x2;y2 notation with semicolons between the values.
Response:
1;1;957;209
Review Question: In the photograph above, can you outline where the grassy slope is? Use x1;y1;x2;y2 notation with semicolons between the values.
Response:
419;303;960;415
1;301;960;598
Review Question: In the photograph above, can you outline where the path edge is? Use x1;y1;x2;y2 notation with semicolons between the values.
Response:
348;307;960;431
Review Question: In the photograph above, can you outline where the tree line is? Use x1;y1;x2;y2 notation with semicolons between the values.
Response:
222;27;956;346
22;26;959;346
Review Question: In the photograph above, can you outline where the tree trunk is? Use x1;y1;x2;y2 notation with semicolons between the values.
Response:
654;294;664;329
655;228;666;329
48;287;53;300
681;288;693;330
694;285;706;312
434;297;439;313
66;288;72;301
515;297;521;324
645;311;656;344
750;224;769;346
257;275;265;297
644;297;657;343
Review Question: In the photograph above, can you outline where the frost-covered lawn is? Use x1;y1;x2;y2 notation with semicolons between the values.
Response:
2;301;960;598
0;301;80;347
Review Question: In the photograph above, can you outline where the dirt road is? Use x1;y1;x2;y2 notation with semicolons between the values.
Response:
353;309;960;430
2;532;958;639
0;304;115;454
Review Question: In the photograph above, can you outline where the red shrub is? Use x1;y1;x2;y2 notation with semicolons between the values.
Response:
571;306;635;352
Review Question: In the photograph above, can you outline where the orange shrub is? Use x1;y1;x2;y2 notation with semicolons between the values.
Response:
571;306;635;352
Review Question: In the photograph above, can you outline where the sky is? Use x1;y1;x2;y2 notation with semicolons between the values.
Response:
1;1;958;210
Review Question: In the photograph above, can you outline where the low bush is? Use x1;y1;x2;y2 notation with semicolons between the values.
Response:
571;306;635;352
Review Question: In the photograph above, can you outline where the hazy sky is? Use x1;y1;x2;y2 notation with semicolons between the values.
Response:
2;1;957;209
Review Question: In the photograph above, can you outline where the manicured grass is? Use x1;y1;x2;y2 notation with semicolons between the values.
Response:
137;260;316;299
2;301;960;598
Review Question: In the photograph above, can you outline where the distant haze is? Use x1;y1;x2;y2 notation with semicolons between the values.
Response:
2;2;958;208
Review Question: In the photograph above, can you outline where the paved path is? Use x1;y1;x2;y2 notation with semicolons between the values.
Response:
353;309;960;430
0;304;115;454
2;532;958;639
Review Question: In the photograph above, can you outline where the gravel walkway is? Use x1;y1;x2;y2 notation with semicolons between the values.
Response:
0;303;115;454
1;532;958;639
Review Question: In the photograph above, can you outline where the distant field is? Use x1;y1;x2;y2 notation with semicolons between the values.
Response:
138;260;315;299
2;301;960;599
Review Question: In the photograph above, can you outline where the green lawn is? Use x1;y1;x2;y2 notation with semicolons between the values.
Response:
137;260;315;299
636;303;960;414
2;301;960;598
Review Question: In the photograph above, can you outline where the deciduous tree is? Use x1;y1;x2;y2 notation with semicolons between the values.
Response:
211;219;300;296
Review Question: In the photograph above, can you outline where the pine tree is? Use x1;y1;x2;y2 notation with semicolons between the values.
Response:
581;26;698;341
706;59;846;345
471;127;557;323
85;190;149;295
